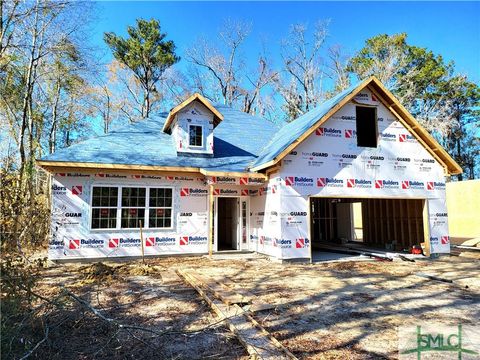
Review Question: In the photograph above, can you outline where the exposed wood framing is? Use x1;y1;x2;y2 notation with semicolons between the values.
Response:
310;197;426;250
36;161;201;174
200;168;267;180
37;160;268;181
422;200;431;256
208;184;214;257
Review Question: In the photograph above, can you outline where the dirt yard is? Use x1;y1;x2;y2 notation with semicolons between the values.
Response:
10;253;480;359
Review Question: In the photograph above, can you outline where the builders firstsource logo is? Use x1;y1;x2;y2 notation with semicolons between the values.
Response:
430;236;450;245
239;177;264;185
109;238;141;248
213;189;238;196
401;180;425;190
285;176;314;187
179;236;207;246
380;132;397;142
315;127;342;137
426;181;446;190
317;177;344;188
211;176;237;184
295;238;310;249
375;180;399;189
69;238;103;249
273;238;292;249
180;188;208;197
145;236;176;247
346;179;372;188
399;133;416;143
344;129;357;139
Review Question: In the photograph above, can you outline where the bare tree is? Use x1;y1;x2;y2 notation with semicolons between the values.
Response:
325;45;351;94
276;20;330;120
186;19;251;106
186;19;278;117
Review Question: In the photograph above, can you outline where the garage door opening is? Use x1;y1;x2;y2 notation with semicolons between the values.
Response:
310;198;426;253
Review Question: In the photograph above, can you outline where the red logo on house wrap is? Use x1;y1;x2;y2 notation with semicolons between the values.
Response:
211;177;217;183
213;189;220;195
347;179;355;188
131;175;141;179
441;236;449;245
315;128;324;136
57;173;66;177
180;188;189;196
240;177;248;185
146;237;155;247
166;176;174;181
69;239;80;249
180;236;188;246
241;189;248;196
401;181;410;189
345;129;354;138
296;238;305;248
260;236;265;245
71;185;82;195
427;182;434;190
109;238;119;248
317;178;326;187
399;134;407;142
375;180;384;189
285;176;294;186
271;185;277;194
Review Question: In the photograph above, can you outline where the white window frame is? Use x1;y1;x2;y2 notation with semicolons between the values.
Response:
188;124;203;148
89;185;174;231
90;185;119;230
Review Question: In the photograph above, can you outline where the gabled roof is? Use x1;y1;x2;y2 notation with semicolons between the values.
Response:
250;76;462;175
38;76;462;177
38;105;280;175
162;93;224;134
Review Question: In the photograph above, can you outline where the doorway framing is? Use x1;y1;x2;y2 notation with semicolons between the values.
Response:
213;195;250;252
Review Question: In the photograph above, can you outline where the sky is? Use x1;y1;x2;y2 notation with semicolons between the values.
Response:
91;1;480;84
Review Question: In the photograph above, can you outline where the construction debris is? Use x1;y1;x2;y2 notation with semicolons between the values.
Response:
177;269;297;360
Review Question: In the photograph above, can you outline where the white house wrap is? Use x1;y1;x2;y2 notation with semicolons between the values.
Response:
39;77;461;261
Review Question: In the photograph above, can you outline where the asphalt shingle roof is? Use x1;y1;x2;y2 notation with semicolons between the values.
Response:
41;104;282;173
41;81;364;173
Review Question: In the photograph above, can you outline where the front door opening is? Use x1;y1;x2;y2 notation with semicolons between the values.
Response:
217;197;238;250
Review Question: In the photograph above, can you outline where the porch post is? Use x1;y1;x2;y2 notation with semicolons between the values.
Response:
208;183;214;257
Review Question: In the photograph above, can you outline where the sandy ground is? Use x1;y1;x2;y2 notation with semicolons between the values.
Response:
25;253;480;359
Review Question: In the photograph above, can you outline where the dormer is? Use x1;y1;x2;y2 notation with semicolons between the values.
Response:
163;93;223;156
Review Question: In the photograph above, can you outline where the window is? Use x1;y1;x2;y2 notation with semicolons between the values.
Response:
91;187;118;229
121;187;146;228
356;106;377;148
90;186;173;230
189;125;203;147
149;188;173;228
